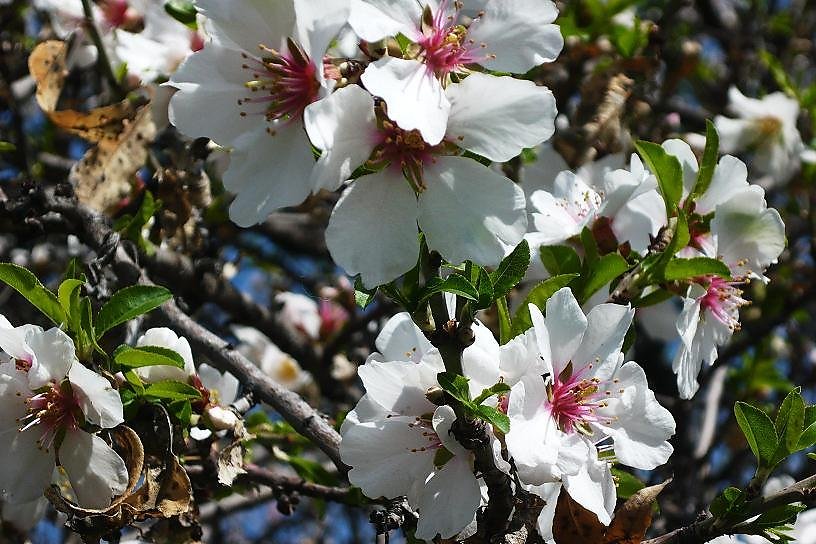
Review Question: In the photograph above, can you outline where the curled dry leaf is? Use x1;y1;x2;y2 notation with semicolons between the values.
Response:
552;488;607;544
27;40;156;213
603;479;672;544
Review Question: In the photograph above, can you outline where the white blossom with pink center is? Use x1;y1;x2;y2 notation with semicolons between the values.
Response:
340;312;509;540
656;140;786;398
167;0;350;227
304;74;556;287
0;316;128;510
349;0;563;144
505;288;675;538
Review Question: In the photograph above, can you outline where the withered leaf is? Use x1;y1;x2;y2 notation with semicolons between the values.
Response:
603;479;671;544
28;40;67;113
552;487;607;544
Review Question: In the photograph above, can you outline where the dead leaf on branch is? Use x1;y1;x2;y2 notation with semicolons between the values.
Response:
552;479;672;544
28;40;156;214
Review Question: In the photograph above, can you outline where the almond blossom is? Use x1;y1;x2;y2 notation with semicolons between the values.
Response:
304;74;555;286
504;288;675;538
659;140;785;398
348;0;563;143
0;316;128;510
167;0;350;227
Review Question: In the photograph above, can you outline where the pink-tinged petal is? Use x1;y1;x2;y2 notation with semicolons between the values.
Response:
361;57;450;145
304;84;379;191
225;122;316;227
419;157;527;266
348;0;422;42
468;0;563;73
60;429;128;509
69;362;123;429
445;74;556;162
326;170;420;288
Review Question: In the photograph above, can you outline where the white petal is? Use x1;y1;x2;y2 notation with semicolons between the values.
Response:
225;122;316;227
357;360;437;416
69;362;123;429
293;0;350;62
197;364;240;406
372;312;433;363
529;304;554;378
497;329;541;386
341;416;435;499
661;138;698;197
544;287;587;374
432;405;468;457
506;376;562;484
673;293;704;399
462;321;501;395
1;496;48;531
60;429;128;509
326;170;420;288
167;42;262;145
446;74;556;162
562;451;614;526
419;156;527;266
714;116;753;154
195;0;295;55
361;57;450;145
468;0;563;73
136;327;195;383
27;328;77;389
415;456;481;540
348;0;421;42
530;482;561;543
304;84;379;191
695;155;750;215
0;427;53;504
571;303;633;377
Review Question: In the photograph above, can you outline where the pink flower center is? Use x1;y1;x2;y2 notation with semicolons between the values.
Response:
545;366;620;435
370;119;441;191
417;1;491;77
239;39;320;128
100;0;129;27
698;276;748;330
19;381;81;452
404;415;443;454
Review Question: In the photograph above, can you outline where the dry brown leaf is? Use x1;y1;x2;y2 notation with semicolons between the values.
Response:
603;479;671;544
552;487;607;544
28;40;68;112
70;101;156;213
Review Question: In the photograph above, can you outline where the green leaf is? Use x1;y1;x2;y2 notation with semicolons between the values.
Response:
491;240;530;298
96;285;172;339
540;245;581;276
734;402;779;466
473;382;512;405
168;399;193;426
755;504;806;528
580;227;599;264
689;120;719;201
795;405;816;451
496;297;513;345
354;277;377;309
473;405;510;434
635;141;683;215
143;380;202;401
0;141;16;152
0;263;65;326
115;191;160;254
710;487;745;518
611;468;645;500
664;257;731;281
578;253;629;303
164;0;197;27
123;369;145;395
421;275;479;305
58;278;84;332
474;266;494;310
512;274;579;335
772;388;805;460
113;345;186;370
437;372;472;404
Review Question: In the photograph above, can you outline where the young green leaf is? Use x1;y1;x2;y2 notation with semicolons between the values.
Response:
491;240;530;298
474;266;494;310
437;372;472;404
795;405;816;451
96;285;172;339
512;274;579;335
611;468;646;500
0;263;66;326
580;227;599;264
578;253;629;304
420;275;479;306
58;278;84;333
472;382;512;405
496;297;513;345
689;120;720;201
143;380;202;401
164;0;198;27
473;405;510;434
634;141;683;215
664;257;731;281
540;245;582;276
772;388;805;458
734;402;779;466
113;345;186;370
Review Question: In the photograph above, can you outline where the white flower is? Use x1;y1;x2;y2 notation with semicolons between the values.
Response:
348;0;563;143
504;288;675;536
715;86;805;183
660;140;786;398
341;312;510;541
275;292;321;340
190;363;241;439
527;154;667;255
304;73;556;286
232;326;312;391
167;0;350;227
0;317;128;509
135;327;196;383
